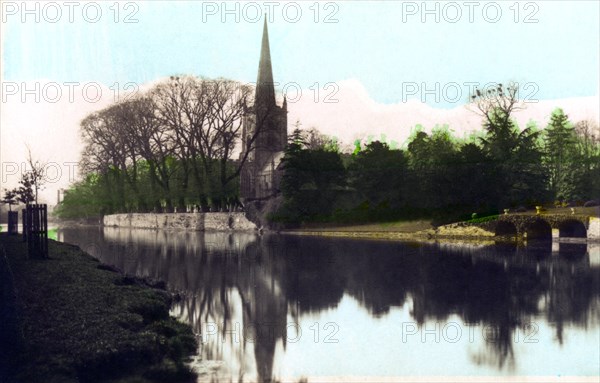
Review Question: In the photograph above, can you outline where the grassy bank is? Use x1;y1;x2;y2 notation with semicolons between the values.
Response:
283;218;504;242
284;218;497;242
284;207;599;242
296;219;434;233
0;234;197;383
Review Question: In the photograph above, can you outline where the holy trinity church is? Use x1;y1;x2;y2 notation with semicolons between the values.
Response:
239;20;288;201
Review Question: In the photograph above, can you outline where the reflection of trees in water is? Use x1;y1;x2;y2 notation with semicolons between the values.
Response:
58;228;599;379
162;236;290;383
61;228;286;382
415;241;598;370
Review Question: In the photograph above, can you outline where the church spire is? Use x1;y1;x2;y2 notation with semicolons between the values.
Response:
255;16;276;108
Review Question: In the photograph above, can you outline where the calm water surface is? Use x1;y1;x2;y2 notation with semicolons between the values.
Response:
57;227;600;382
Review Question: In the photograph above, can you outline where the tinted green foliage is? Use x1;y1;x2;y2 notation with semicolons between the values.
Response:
55;76;252;218
543;108;600;203
275;129;346;224
56;159;240;218
276;108;599;226
347;141;408;220
464;215;499;224
53;80;600;224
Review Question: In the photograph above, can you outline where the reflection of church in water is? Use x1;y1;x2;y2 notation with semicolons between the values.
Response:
240;19;288;201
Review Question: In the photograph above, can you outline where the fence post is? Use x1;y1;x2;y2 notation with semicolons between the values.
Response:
41;204;48;258
21;205;49;258
22;208;27;242
7;211;18;235
26;205;32;256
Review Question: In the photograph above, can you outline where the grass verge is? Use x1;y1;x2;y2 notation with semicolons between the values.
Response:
0;233;197;383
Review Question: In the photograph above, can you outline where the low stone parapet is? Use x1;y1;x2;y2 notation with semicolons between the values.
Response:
103;213;256;231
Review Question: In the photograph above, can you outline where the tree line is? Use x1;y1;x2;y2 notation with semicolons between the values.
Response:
54;80;599;223
56;76;275;218
275;83;600;225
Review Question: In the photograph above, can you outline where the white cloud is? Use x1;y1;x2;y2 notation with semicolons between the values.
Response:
288;78;600;147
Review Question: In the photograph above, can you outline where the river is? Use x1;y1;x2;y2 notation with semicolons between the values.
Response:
56;227;600;382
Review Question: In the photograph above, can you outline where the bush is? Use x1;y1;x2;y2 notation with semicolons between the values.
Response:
584;200;599;207
465;214;499;224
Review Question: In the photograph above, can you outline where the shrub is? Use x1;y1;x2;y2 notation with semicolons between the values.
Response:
465;214;499;224
584;200;599;207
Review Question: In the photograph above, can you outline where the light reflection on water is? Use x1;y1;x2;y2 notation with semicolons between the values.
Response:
57;227;600;382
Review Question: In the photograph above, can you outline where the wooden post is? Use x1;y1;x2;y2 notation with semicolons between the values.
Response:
26;205;33;256
25;204;48;258
22;208;27;242
42;204;48;258
7;211;18;235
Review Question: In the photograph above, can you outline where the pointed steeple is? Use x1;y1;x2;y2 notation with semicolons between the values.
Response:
255;16;276;108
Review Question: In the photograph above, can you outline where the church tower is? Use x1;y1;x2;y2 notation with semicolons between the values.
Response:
240;19;288;201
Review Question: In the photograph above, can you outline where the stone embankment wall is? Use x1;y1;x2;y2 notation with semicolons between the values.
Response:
589;217;600;240
103;213;256;231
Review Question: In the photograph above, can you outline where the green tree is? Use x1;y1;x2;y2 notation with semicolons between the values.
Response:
16;173;35;205
278;129;346;223
405;129;432;211
471;83;547;208
544;108;578;201
455;142;494;210
349;141;407;213
405;127;462;212
55;174;104;218
1;189;18;211
572;120;600;200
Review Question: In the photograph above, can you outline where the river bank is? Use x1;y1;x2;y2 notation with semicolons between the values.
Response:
283;210;600;243
0;233;197;383
283;230;504;243
283;219;507;243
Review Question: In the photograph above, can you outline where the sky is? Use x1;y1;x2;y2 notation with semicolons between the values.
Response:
1;0;599;203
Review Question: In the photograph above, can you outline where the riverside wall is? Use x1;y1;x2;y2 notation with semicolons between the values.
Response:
589;217;600;240
103;213;257;231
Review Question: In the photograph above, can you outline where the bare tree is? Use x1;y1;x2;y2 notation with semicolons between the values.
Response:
151;76;256;209
468;82;526;131
132;96;178;211
24;144;47;204
468;81;546;206
152;76;206;208
77;75;277;212
80;108;128;211
574;119;600;158
206;78;253;204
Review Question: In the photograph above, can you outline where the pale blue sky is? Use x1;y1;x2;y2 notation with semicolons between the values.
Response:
2;1;599;108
